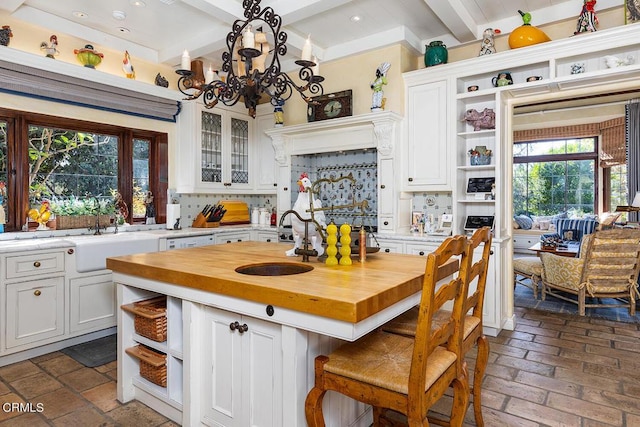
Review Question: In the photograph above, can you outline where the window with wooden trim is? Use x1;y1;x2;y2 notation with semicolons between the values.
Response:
513;137;598;216
0;108;168;232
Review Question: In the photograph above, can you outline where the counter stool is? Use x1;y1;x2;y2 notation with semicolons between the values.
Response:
513;256;543;299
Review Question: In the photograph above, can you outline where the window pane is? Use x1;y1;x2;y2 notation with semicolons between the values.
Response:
28;125;118;204
201;111;222;183
133;138;150;219
231;118;248;184
610;164;628;215
513;137;597;217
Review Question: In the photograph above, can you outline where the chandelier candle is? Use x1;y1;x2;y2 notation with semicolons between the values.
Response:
181;50;190;70
301;35;312;61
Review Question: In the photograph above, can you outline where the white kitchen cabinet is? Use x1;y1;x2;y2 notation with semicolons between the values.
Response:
198;107;251;191
214;230;251;244
69;273;116;333
404;242;440;257
5;251;65;279
403;79;451;191
253;230;277;243
201;306;283;427
253;106;278;192
5;276;65;348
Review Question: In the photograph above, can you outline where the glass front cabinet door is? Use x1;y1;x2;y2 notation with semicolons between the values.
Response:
199;108;251;190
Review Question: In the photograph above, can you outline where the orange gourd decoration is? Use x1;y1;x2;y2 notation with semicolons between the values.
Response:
508;10;551;49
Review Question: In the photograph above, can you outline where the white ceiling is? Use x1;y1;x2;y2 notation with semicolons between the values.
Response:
0;0;624;71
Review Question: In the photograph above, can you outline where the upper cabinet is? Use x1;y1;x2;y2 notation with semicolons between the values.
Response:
175;102;278;194
402;79;451;191
403;24;640;239
197;106;251;191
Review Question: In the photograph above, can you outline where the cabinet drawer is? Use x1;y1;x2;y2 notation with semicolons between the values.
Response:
512;236;540;250
5;251;65;279
405;243;440;257
378;241;404;254
215;231;252;244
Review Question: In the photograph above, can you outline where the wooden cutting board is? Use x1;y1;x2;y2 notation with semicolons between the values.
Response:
218;200;250;225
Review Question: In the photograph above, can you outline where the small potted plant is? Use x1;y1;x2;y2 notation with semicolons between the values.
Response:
49;196;114;230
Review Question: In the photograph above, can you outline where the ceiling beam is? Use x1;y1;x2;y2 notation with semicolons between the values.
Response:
275;0;354;23
0;0;25;13
322;26;423;62
422;0;477;43
179;0;244;25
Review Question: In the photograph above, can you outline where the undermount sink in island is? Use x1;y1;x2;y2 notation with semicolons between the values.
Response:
108;241;458;426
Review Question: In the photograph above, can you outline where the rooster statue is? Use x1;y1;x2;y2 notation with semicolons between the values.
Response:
122;50;135;79
286;173;326;257
40;35;59;59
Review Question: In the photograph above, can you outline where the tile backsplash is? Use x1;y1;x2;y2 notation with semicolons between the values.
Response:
291;149;377;228
170;193;274;225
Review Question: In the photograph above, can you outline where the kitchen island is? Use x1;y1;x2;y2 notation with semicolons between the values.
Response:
107;241;457;426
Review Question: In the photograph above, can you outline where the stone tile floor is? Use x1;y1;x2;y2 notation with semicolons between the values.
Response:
0;305;639;426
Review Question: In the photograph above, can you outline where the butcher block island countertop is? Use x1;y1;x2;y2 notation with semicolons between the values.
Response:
110;241;458;427
107;241;457;324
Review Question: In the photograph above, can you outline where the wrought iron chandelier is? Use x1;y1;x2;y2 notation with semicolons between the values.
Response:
176;0;324;118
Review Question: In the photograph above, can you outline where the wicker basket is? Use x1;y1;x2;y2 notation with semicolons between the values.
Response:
125;345;167;387
121;296;167;342
55;214;111;230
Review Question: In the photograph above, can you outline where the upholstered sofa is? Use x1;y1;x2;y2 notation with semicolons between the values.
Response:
542;217;598;242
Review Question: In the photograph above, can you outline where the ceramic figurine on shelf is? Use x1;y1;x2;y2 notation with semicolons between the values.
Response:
508;10;551;49
122;50;135;79
478;28;500;56
575;0;598;35
370;62;390;111
0;25;12;47
155;73;169;87
274;98;284;127
570;62;585;74
74;44;104;68
40;35;59;59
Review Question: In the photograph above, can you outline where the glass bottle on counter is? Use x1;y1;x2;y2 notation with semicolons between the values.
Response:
270;207;277;226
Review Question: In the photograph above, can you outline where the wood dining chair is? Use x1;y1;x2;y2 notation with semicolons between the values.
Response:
381;227;493;426
304;235;472;427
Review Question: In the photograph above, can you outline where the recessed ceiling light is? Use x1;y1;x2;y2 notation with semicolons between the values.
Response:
113;10;127;21
117;27;131;34
129;0;146;6
350;15;361;23
72;11;88;19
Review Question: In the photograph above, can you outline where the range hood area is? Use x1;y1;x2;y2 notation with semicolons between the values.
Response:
265;111;403;234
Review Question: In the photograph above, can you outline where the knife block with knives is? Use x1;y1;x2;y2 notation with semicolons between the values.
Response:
192;203;226;228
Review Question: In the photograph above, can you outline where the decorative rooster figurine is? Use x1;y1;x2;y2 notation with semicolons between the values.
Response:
286;173;326;257
122;50;135;79
40;35;59;59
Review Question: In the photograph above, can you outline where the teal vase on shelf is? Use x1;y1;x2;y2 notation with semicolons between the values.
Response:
424;41;448;67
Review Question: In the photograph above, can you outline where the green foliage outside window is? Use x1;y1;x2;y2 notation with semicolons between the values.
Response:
513;138;597;216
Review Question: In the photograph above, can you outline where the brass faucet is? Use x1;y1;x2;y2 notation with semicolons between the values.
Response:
278;209;324;262
88;196;107;235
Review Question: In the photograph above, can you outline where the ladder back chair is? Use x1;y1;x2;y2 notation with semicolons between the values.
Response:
381;227;493;426
304;235;472;427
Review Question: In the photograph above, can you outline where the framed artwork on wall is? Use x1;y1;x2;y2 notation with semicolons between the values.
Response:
626;0;640;24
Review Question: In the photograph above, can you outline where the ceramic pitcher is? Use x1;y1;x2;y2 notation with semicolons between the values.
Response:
424;41;448;67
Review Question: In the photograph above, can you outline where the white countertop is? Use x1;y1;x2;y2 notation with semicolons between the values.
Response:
0;224;278;254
